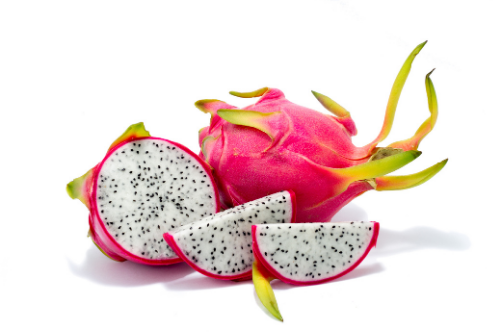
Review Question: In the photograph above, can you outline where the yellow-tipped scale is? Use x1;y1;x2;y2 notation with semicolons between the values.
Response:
230;87;269;98
195;99;223;115
375;159;448;191
311;90;351;118
66;168;94;209
217;109;282;142
108;122;150;151
253;259;283;322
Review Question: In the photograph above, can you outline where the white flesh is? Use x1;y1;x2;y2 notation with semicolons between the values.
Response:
254;221;376;282
170;191;293;277
96;139;218;261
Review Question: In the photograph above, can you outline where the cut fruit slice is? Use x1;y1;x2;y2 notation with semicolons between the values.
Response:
164;191;296;280
67;123;221;265
90;137;220;264
252;221;379;285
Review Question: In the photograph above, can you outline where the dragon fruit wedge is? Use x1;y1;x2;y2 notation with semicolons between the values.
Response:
196;42;447;222
66;123;220;265
164;190;296;280
252;221;379;321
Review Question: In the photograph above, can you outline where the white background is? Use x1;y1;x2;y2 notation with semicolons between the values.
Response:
1;1;499;332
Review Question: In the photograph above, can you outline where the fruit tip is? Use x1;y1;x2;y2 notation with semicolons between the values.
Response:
66;182;75;199
194;100;209;113
414;40;428;54
427;68;436;77
229;87;269;98
310;90;325;100
434;158;448;172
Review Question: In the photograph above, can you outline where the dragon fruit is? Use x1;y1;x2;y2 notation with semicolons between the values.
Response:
164;191;296;280
252;221;379;321
66;123;220;265
196;42;447;222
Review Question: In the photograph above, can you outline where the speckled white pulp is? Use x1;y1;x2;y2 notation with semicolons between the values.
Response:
169;191;293;277
95;138;218;261
254;221;377;282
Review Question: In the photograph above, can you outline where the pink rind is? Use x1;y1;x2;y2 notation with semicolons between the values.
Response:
88;215;125;262
90;209;183;265
163;189;296;279
251;222;380;286
90;136;221;266
288;190;297;223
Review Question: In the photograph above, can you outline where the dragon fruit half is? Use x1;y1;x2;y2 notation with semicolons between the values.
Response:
66;123;220;265
196;42;447;222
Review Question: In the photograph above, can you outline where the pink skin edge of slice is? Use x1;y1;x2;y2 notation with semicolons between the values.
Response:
163;190;297;279
251;221;380;286
88;215;125;262
90;137;221;266
289;190;297;225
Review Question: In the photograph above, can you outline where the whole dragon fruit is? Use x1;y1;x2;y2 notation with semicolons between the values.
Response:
196;42;447;222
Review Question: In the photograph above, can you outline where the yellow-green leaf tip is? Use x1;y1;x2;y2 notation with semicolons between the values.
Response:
253;261;283;322
217;109;281;142
339;150;421;183
195;99;221;114
66;168;94;209
66;181;78;200
414;40;428;54
230;87;269;98
375;158;447;191
311;90;350;118
367;41;428;149
108;122;150;151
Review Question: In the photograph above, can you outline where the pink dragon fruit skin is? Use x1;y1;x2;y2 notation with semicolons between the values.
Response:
197;42;447;222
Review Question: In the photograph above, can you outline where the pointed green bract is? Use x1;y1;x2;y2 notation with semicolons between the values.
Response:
311;90;350;118
336;150;421;183
195;99;223;115
425;69;438;120
375;158;447;191
66;167;95;209
389;69;438;150
217;109;281;142
364;41;427;151
108;122;150;151
230;87;269;98
253;260;283;322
